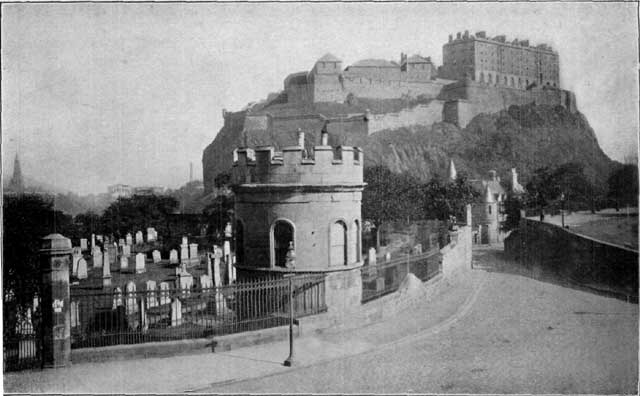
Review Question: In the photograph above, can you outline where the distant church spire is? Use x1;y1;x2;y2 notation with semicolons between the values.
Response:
447;159;457;181
9;153;24;193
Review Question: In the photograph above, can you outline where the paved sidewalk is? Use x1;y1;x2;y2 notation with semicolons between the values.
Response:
4;271;482;394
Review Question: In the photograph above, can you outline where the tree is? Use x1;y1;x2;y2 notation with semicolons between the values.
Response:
501;195;523;232
362;166;422;249
608;164;638;208
214;171;231;189
3;194;74;320
421;175;479;221
203;193;235;240
525;163;603;214
100;195;179;239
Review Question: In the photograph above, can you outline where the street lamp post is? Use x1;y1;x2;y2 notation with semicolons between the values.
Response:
283;273;295;367
283;243;296;367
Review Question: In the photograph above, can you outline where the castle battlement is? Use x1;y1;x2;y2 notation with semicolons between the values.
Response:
231;132;363;187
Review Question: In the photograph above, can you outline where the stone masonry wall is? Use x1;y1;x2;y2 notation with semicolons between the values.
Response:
441;226;472;279
506;218;638;300
367;100;445;134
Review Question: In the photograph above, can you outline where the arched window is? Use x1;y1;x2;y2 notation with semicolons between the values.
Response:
510;77;515;87
330;221;347;266
235;220;244;266
272;220;294;268
504;76;508;85
488;74;492;84
518;78;522;88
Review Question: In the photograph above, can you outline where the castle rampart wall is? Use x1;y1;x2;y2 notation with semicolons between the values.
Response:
367;100;445;134
440;81;575;127
232;145;364;186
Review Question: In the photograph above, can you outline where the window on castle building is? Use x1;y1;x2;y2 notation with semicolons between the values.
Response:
480;72;484;83
330;221;347;266
488;205;492;215
488;74;492;83
272;220;294;268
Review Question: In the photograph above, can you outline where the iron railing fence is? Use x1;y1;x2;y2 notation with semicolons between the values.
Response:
3;295;42;372
69;274;326;349
361;248;441;303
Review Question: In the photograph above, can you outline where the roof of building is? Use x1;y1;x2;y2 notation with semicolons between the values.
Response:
406;55;431;63
350;58;398;68
317;53;341;62
284;72;308;85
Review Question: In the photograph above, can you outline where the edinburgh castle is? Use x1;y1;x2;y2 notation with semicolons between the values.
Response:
204;31;584;192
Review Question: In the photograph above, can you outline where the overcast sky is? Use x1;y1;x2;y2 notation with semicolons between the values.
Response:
2;3;638;195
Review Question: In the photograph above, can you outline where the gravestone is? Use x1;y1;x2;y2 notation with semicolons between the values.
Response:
413;244;422;254
224;222;232;238
181;236;188;245
180;243;189;264
103;251;110;273
152;250;161;264
102;254;112;286
177;271;193;296
169;249;179;264
77;258;88;280
126;233;133;246
91;234;96;249
159;282;171;305
70;301;79;328
385;252;391;262
120;255;129;271
108;243;117;264
206;253;213;279
97;235;103;243
135;231;143;245
112;287;123;309
80;238;88;251
146;227;157;242
189;243;198;261
368;248;376;266
72;249;82;276
122;244;131;257
125;281;138;315
119;238;125;247
135;253;146;274
200;274;213;289
92;247;103;268
213;253;222;287
145;280;158;308
223;241;231;261
170;299;182;326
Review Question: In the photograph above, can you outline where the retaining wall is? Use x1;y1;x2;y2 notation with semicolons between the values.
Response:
505;218;638;300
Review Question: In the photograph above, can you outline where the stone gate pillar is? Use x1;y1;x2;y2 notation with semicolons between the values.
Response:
40;233;72;368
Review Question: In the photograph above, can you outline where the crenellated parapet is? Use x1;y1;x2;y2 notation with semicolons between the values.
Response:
231;131;363;187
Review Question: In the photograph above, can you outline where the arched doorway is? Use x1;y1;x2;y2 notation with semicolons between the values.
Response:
330;221;347;266
272;220;294;268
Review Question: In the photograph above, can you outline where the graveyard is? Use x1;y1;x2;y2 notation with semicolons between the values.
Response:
65;226;250;349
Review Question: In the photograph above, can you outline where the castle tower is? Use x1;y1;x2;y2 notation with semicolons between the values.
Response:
471;183;500;244
310;53;344;103
9;154;25;193
230;131;365;311
510;168;525;195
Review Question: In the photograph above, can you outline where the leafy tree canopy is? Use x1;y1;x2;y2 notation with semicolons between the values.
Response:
101;195;179;238
608;164;638;207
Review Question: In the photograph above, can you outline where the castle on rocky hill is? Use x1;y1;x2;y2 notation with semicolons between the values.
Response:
205;31;581;192
226;31;576;136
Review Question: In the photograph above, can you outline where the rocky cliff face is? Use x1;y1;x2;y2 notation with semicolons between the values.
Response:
203;103;617;192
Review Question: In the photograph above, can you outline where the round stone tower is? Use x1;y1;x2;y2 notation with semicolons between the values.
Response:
231;130;365;273
231;130;365;312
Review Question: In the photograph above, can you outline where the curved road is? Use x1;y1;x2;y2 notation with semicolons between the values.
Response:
208;248;638;394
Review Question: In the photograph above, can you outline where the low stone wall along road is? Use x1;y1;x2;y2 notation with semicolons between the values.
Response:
208;246;638;394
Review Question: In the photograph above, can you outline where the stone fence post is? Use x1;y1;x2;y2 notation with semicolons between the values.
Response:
39;233;72;368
